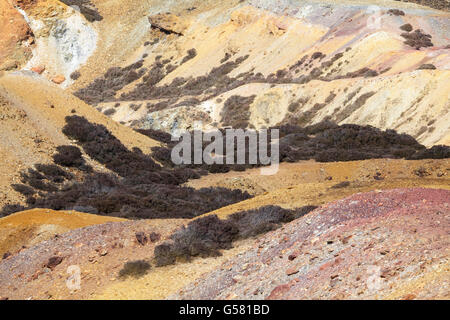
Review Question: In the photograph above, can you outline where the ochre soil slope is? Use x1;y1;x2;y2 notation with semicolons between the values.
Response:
2;1;449;145
0;73;159;209
0;158;440;300
0;0;448;301
0;217;186;300
62;0;450;146
186;158;450;218
0;209;125;257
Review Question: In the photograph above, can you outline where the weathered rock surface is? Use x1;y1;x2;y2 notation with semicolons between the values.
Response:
173;188;450;300
0;0;33;71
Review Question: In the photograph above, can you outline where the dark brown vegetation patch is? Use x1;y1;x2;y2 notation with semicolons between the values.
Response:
70;71;81;80
394;0;450;11
388;9;405;16
401;29;434;49
103;108;116;116
119;260;151;279
147;120;448;175
418;63;436;70
74;60;146;105
277;121;442;163
181;48;197;64
220;95;256;128
331;181;351;189
52;145;88;168
408;145;450;160
340;68;379;79
2;117;449;218
154;205;318;266
119;54;252;102
311;52;326;60
400;23;413;32
74;47;378;116
0;117;251;218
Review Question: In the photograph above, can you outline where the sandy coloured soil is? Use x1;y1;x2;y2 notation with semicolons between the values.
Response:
0;0;448;301
0;73;160;208
0;209;125;257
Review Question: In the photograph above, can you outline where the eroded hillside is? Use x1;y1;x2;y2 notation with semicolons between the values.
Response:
0;0;448;301
1;0;448;146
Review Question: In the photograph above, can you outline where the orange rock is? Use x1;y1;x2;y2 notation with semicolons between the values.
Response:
52;75;66;84
31;65;45;74
319;260;334;271
402;293;417;300
0;1;32;69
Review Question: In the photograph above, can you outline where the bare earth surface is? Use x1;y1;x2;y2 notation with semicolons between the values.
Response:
0;217;185;300
172;188;450;300
3;0;449;146
0;73;160;209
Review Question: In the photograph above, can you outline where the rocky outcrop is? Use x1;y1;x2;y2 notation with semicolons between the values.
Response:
148;13;189;36
19;1;97;87
0;1;33;71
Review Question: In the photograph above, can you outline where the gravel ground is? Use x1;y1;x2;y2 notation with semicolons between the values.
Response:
0;218;184;300
172;188;450;300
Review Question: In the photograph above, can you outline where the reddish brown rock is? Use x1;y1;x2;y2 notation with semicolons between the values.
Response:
51;75;66;84
31;65;45;74
29;270;43;281
267;284;292;299
402;294;417;300
0;1;33;70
